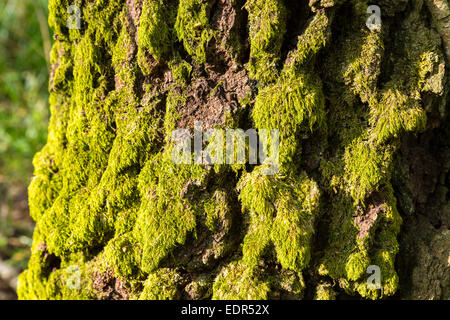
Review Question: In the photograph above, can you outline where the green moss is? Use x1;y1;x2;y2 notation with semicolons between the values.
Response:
345;251;370;281
343;136;395;203
28;146;63;222
184;276;214;299
314;283;336;300
50;41;73;93
212;261;270;300
18;227;96;300
103;233;142;279
237;168;275;267
112;23;139;96
252;12;330;173
238;169;320;272
174;0;215;64
285;11;332;72
133;152;205;273
204;190;231;233
137;0;177;73
48;0;75;41
169;58;193;84
245;0;287;84
233;12;331;278
273;270;305;298
315;1;445;298
369;89;427;145
342;31;383;104
139;268;181;300
270;175;320;272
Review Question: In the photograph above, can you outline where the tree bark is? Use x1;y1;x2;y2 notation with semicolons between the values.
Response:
19;0;448;299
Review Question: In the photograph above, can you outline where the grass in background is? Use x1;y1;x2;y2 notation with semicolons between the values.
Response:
0;0;52;298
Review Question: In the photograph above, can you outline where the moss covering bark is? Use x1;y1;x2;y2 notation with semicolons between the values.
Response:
19;0;448;300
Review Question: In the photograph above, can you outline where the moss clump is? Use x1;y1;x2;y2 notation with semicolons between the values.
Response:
212;261;270;300
174;0;215;64
245;0;287;84
184;276;214;299
169;58;193;84
133;151;208;273
204;190;232;234
314;283;336;300
18;227;96;300
103;232;142;279
137;0;178;73
238;170;320;272
139;268;182;300
251;12;330;173
343;136;395;203
227;13;332;293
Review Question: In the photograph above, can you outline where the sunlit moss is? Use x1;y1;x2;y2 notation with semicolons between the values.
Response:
174;0;215;64
245;0;287;84
212;261;270;300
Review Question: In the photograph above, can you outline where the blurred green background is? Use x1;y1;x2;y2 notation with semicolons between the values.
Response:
0;0;51;299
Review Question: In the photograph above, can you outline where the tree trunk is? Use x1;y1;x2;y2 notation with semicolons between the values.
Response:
19;0;449;300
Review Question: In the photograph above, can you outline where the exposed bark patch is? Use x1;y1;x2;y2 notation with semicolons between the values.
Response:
180;179;205;201
49;61;60;92
395;117;450;299
176;0;250;131
211;0;235;37
355;193;386;239
93;269;129;300
404;146;440;205
176;69;248;130
126;0;143;44
141;67;176;102
183;274;213;299
122;0;142;63
169;204;234;272
49;43;65;92
211;0;248;60
38;243;61;277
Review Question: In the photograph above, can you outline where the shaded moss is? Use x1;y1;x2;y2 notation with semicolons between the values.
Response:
315;0;445;299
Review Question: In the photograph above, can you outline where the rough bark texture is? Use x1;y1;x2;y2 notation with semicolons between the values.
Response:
19;0;449;299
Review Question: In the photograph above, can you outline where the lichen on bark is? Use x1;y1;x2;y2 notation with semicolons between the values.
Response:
19;0;448;300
